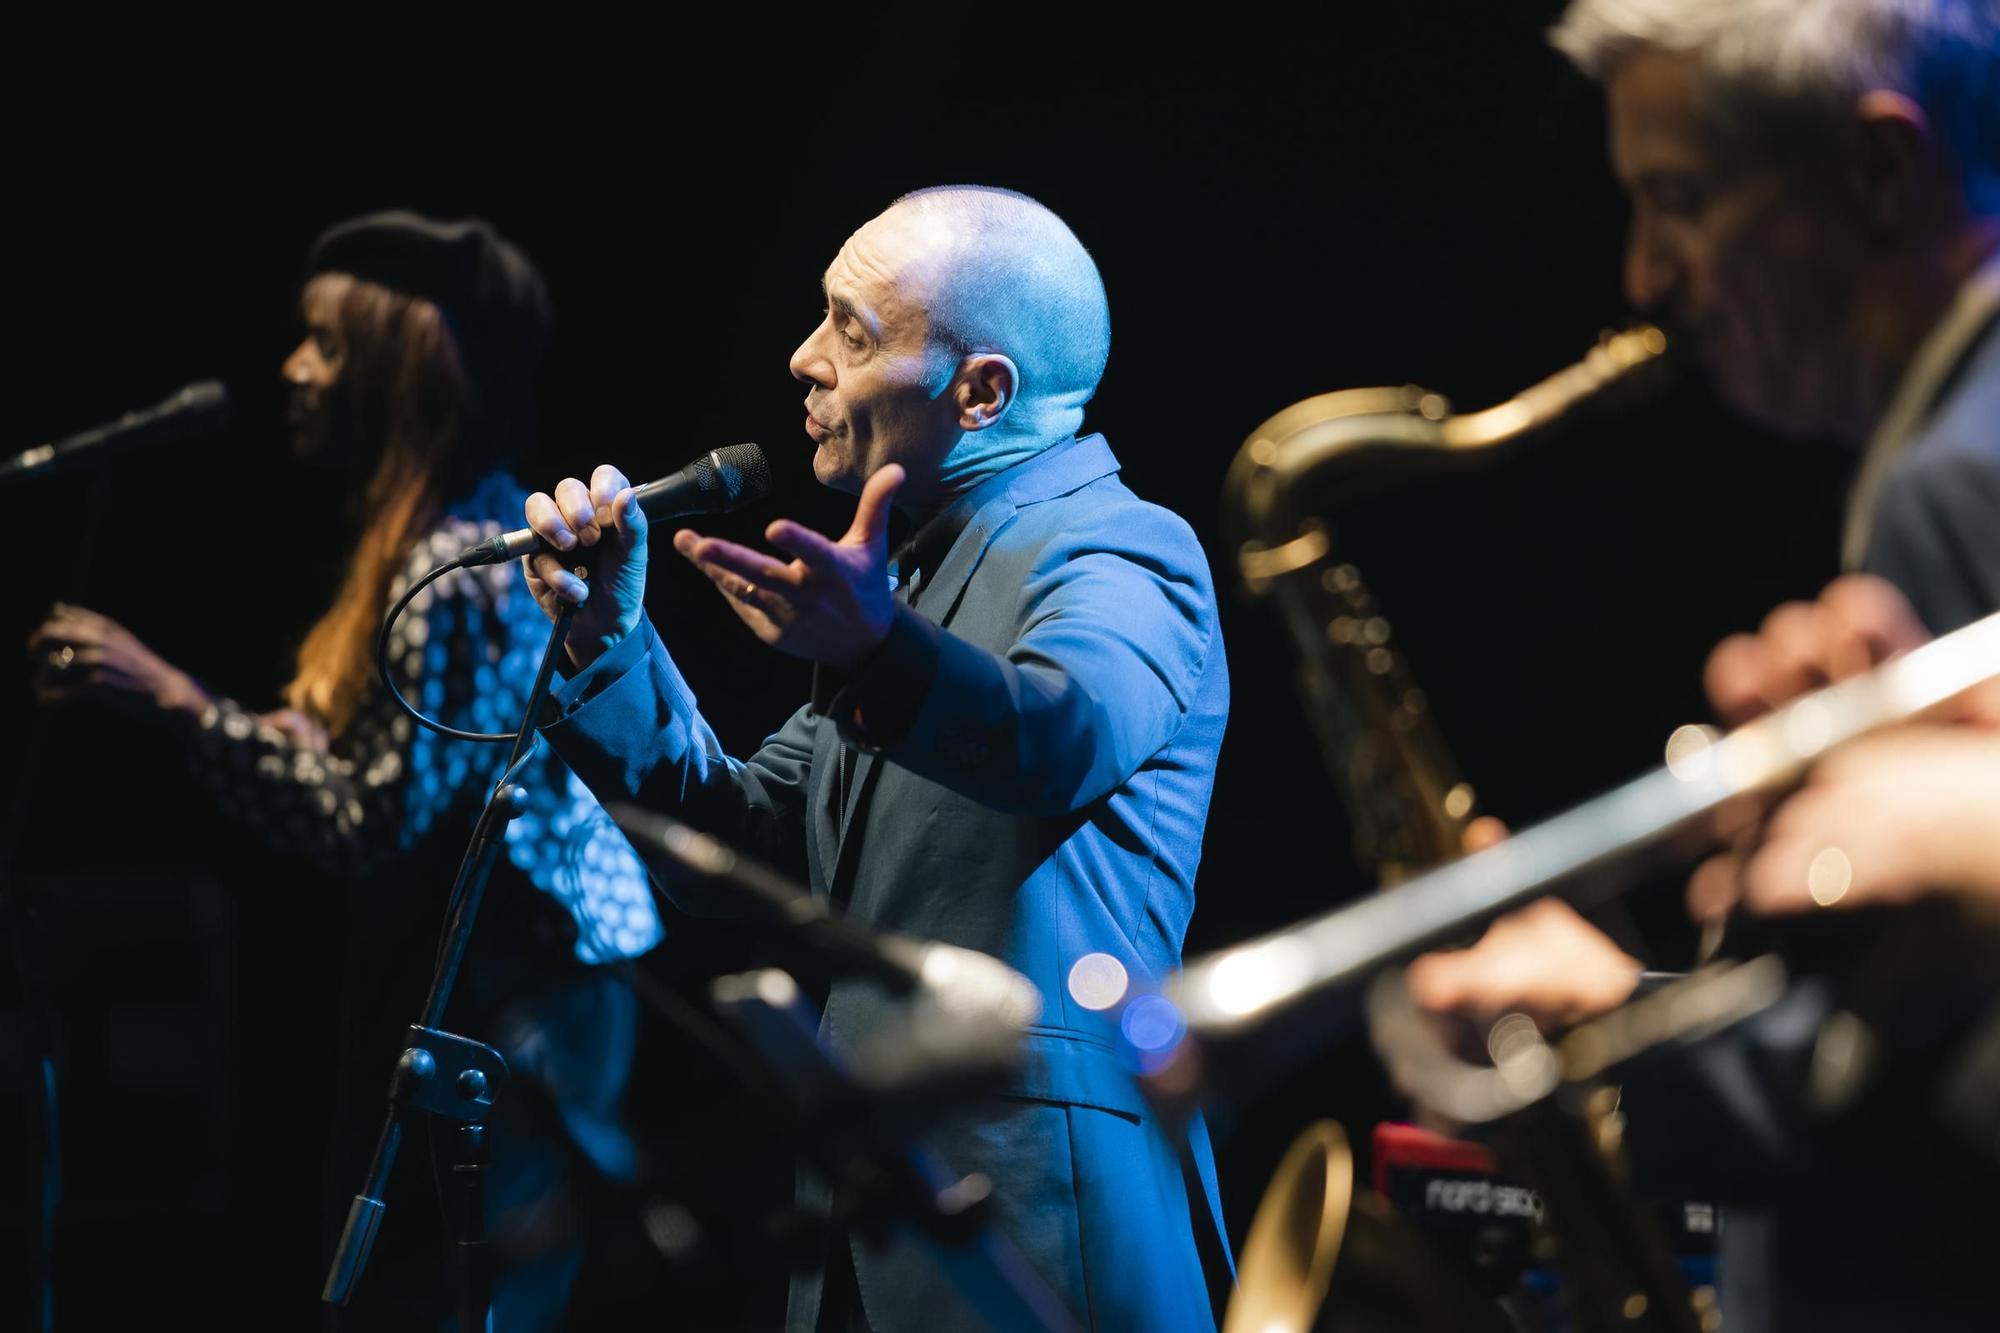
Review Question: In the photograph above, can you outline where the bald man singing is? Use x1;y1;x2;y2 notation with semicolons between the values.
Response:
521;187;1231;1331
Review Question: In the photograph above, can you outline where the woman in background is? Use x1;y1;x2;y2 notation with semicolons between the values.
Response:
31;212;662;1331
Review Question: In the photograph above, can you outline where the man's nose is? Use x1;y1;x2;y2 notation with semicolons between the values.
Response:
789;322;835;387
1622;215;1681;313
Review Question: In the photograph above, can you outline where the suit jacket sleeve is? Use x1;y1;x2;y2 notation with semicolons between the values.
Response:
832;504;1219;816
538;614;818;911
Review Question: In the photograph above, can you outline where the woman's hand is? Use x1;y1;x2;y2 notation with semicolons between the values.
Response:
28;603;212;722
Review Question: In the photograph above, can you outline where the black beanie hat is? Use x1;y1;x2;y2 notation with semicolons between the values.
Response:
305;211;552;392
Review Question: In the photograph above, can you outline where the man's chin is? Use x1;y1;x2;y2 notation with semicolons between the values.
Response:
1697;331;1855;442
812;443;861;494
1712;368;1835;443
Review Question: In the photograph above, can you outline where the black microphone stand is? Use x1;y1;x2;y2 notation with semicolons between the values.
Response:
5;395;231;1329
324;460;765;1321
5;474;113;1333
321;601;578;1325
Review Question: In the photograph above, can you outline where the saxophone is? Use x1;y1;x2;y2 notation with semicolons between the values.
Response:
1225;325;1669;882
1219;327;1703;1333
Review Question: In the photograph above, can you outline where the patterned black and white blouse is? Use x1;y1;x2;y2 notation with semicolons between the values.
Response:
191;473;662;965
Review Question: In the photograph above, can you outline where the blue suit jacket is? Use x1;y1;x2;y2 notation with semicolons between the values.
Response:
542;434;1232;1330
1855;314;2000;635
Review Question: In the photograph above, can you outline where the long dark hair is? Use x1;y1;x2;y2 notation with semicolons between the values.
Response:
284;271;481;739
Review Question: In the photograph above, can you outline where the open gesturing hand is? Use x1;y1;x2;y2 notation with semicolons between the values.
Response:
671;464;905;671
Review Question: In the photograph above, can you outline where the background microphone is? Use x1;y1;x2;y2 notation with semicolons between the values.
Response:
1;381;232;485
605;803;1044;1028
459;442;772;567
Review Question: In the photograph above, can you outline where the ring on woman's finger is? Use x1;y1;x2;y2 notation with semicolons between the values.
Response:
47;644;75;671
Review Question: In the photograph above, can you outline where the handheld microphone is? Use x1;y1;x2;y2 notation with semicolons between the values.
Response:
459;442;771;567
2;381;232;484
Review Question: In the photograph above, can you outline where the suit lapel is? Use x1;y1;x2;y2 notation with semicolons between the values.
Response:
829;748;881;904
826;494;1018;901
821;433;1126;900
905;503;1012;631
811;714;844;892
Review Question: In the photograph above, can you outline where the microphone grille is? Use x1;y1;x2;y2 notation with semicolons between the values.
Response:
170;380;233;429
710;443;771;507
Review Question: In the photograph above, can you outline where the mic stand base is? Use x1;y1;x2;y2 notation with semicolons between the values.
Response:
323;603;577;1321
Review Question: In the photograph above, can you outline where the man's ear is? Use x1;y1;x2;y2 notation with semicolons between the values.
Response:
953;353;1019;431
1851;89;1933;241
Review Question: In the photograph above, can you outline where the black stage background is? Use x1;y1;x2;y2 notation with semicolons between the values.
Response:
5;11;1853;1328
